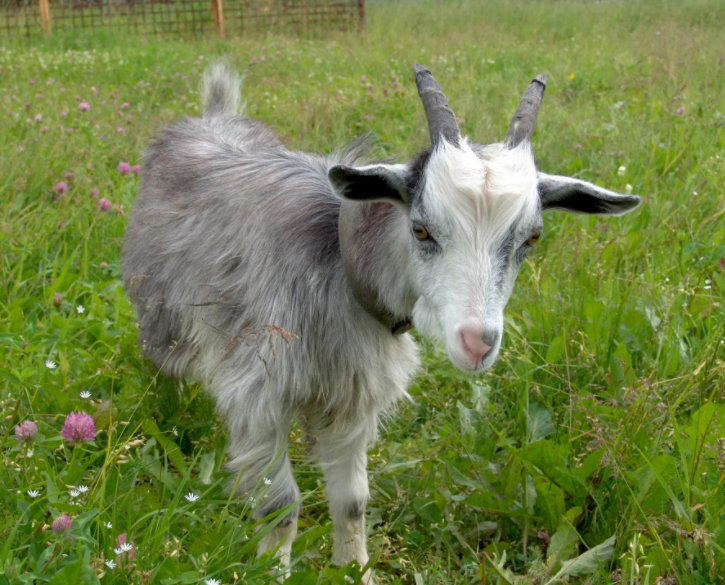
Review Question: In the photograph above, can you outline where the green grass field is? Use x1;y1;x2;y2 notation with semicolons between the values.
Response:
2;1;725;583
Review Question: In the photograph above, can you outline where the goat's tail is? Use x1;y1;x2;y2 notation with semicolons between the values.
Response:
201;61;244;117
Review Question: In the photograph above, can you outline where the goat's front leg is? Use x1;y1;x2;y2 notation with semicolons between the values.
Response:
315;420;375;584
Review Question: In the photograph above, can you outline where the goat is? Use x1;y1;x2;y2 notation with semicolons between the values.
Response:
122;62;640;582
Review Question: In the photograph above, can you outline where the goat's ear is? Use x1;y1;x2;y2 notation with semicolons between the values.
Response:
329;164;409;204
538;173;641;216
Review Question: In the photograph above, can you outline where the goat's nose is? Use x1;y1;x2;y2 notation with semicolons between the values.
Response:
459;326;494;364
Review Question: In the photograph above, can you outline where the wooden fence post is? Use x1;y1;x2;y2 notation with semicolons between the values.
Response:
39;0;51;35
357;0;365;30
212;0;225;37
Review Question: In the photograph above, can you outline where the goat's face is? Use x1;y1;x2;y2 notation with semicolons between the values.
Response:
407;141;542;371
330;66;641;373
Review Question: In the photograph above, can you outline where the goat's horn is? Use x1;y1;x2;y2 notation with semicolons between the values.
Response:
413;64;460;148
504;74;547;148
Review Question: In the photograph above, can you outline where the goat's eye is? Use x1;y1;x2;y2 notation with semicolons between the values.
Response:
526;232;541;246
412;224;429;240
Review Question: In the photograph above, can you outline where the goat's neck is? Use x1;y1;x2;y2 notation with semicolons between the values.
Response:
338;200;418;333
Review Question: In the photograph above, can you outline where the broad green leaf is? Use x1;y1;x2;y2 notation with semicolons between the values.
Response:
142;418;188;475
545;335;564;364
518;440;576;494
198;452;215;485
548;507;582;569
47;559;100;585
546;535;616;583
535;480;566;534
57;351;70;377
527;402;554;443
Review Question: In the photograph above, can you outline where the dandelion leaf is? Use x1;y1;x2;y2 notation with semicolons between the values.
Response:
546;535;615;583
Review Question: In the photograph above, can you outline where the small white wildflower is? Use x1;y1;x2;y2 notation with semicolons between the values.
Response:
705;285;712;290
77;485;89;493
172;426;178;436
263;477;272;485
617;165;626;177
705;279;711;284
124;444;131;450
113;542;133;555
79;391;91;399
69;490;80;498
625;184;633;194
45;359;57;369
105;560;116;569
26;449;34;458
205;580;221;585
104;521;113;529
693;191;698;196
27;489;41;498
665;277;670;282
184;492;199;502
76;305;85;314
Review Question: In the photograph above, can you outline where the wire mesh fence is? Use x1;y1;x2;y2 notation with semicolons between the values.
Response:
0;0;364;39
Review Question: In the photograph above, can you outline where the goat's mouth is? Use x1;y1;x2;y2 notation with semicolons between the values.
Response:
447;344;500;373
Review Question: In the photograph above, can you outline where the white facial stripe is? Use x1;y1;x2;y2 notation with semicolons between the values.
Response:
421;140;539;246
411;139;541;372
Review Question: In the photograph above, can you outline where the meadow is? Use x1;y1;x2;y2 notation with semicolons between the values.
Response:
1;0;725;583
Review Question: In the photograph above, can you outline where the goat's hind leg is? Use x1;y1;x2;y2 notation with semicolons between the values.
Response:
220;376;300;572
227;428;300;570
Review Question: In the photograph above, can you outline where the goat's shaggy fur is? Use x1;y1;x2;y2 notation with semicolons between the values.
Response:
123;62;640;582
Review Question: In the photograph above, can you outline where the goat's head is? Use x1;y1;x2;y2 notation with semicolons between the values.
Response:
330;65;640;372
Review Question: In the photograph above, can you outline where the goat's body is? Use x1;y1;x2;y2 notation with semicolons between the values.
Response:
124;110;419;417
123;97;418;577
124;63;640;581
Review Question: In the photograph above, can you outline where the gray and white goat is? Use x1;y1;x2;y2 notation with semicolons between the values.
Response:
123;62;640;580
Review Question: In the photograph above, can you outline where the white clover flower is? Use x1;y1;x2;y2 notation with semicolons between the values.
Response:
104;521;113;529
79;391;91;399
617;165;626;177
625;184;633;194
184;492;200;502
105;559;117;569
76;305;85;314
69;490;80;498
77;485;89;493
205;580;221;585
45;359;57;369
27;489;41;498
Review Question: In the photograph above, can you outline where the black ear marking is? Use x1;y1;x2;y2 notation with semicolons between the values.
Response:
329;165;408;204
538;173;641;216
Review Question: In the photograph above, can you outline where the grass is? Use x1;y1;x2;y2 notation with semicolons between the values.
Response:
1;0;725;583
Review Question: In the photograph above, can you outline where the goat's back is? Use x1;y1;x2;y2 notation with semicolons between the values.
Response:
123;113;351;380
